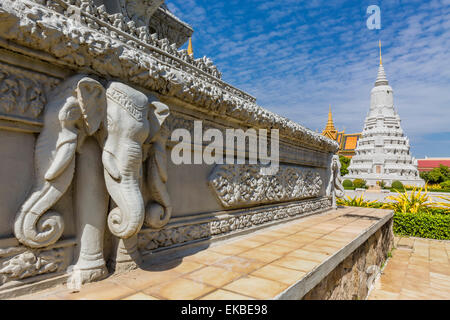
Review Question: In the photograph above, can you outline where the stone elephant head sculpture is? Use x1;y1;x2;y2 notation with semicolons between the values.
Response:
103;82;170;239
14;75;170;251
14;75;107;248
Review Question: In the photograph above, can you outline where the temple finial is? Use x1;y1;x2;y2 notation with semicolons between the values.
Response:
379;40;382;66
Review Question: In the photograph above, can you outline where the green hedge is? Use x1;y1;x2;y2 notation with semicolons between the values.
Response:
343;179;353;188
393;212;450;240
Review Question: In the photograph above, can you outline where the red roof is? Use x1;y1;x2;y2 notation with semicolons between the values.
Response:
417;159;450;172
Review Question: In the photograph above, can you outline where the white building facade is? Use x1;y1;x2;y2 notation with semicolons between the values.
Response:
345;61;424;187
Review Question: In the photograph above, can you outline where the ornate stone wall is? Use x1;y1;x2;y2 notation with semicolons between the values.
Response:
0;0;340;296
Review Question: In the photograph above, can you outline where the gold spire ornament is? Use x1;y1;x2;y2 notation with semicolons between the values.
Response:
325;105;336;131
187;37;194;56
379;40;382;66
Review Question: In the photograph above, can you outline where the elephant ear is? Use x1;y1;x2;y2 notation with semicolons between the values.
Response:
147;97;170;143
76;77;107;136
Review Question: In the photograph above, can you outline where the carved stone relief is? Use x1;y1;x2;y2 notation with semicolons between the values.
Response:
11;73;170;286
209;164;323;208
138;197;331;252
0;240;74;287
0;61;60;124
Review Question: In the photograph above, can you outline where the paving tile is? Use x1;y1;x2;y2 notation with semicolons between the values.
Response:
199;289;254;300
185;266;241;287
302;244;340;255
238;248;283;263
312;239;347;249
212;256;265;274
111;269;181;291
272;256;319;272
370;236;450;300
397;237;415;248
157;260;205;274
369;289;399;300
58;279;136;300
256;243;295;255
122;292;159;300
230;239;264;250
143;278;215;300
245;234;279;244
272;238;303;249
430;263;450;276
287;248;331;262
185;250;230;265
251;264;306;285
224;276;288;299
209;243;251;255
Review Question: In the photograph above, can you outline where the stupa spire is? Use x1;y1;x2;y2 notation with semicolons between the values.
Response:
379;40;382;66
375;41;388;87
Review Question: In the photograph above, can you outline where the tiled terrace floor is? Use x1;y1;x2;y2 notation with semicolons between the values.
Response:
14;207;391;300
368;236;450;300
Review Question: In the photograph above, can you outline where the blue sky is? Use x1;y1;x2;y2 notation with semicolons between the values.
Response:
167;0;450;158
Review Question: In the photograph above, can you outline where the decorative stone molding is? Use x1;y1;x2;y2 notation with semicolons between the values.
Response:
149;4;194;48
0;60;60;127
138;197;331;252
209;164;323;208
0;0;338;153
0;239;74;287
164;113;330;167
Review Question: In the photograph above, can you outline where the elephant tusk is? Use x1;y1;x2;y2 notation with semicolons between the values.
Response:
102;150;121;181
45;140;77;181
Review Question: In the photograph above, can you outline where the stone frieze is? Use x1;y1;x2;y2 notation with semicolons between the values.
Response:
0;240;74;287
0;61;60;124
209;164;323;208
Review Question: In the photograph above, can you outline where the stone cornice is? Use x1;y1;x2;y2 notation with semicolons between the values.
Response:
0;0;339;152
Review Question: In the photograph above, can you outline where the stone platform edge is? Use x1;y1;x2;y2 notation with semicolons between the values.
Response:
275;208;394;300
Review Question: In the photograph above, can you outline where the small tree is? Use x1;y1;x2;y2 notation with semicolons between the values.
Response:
353;179;367;189
440;180;450;190
339;156;350;176
422;165;450;184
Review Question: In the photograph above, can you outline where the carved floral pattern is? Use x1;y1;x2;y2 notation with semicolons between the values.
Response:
209;164;323;208
0;243;73;286
0;62;59;120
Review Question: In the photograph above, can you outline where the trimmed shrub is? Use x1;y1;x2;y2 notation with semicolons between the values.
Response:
339;156;350;176
353;178;367;189
343;179;353;188
440;180;450;190
391;180;404;191
393;212;450;240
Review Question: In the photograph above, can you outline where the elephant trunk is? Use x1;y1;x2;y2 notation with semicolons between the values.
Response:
107;180;145;239
14;206;65;249
13;156;73;248
105;145;145;239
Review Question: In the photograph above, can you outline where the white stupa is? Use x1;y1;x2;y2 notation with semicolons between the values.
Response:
345;42;424;187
